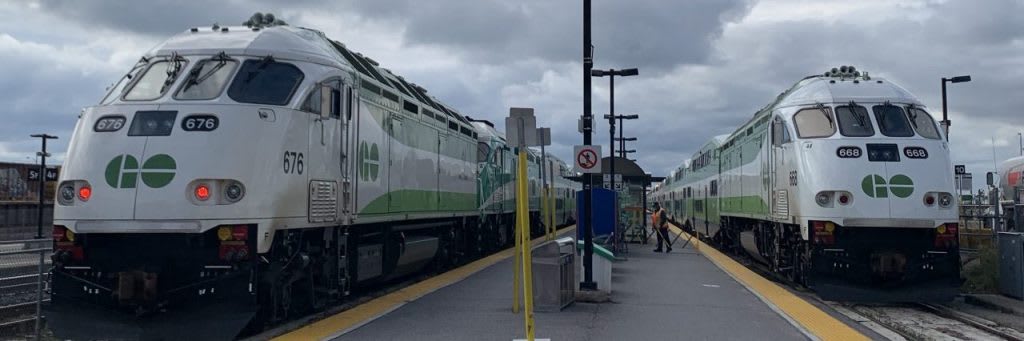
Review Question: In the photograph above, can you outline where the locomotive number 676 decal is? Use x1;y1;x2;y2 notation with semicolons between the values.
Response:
181;115;219;131
283;151;304;175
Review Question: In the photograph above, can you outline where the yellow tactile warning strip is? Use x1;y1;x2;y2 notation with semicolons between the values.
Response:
273;226;575;341
668;224;868;341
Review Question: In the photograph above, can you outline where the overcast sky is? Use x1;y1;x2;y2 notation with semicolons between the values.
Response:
1;0;1021;190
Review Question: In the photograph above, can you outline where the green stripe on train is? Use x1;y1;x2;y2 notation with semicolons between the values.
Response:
360;190;477;214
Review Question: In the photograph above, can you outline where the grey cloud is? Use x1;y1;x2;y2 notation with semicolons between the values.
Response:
348;0;753;69
36;0;281;35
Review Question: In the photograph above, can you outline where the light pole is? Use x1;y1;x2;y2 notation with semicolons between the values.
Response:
592;68;638;192
30;133;56;340
581;0;596;291
940;75;971;141
615;137;637;158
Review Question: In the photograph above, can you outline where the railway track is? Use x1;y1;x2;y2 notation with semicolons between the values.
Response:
831;302;1024;341
677;226;1024;341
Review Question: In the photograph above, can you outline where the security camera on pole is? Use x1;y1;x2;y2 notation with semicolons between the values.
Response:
506;107;542;341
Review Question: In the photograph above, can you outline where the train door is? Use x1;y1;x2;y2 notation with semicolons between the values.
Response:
704;185;710;236
770;115;793;222
306;77;344;224
437;132;446;210
340;84;355;222
388;115;404;212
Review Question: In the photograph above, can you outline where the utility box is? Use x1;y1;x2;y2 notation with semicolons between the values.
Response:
533;237;576;312
576;188;617;240
999;232;1024;299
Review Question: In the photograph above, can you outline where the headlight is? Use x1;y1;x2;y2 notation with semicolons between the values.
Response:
224;182;245;202
939;193;953;208
815;192;832;207
58;184;75;205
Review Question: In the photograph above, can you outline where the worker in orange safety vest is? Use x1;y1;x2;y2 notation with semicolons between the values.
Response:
651;202;671;253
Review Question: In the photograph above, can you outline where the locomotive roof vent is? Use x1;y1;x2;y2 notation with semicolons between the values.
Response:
823;65;871;81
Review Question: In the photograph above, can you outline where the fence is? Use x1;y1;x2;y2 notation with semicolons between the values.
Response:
0;238;49;340
0;202;53;340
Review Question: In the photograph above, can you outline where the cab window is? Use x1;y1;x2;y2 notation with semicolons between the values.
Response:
228;59;304;105
123;57;188;101
101;61;147;104
906;108;941;139
175;57;238;100
872;105;914;137
477;142;491;163
301;78;343;117
771;117;793;146
792;107;835;138
835;105;874;137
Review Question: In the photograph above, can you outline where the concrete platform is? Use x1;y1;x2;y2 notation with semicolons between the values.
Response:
339;248;806;340
273;225;874;340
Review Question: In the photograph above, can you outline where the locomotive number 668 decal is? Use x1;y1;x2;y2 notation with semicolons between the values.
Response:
836;146;862;158
904;147;928;159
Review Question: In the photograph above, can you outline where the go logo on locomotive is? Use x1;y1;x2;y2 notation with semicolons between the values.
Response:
359;141;380;182
861;174;914;198
104;154;177;189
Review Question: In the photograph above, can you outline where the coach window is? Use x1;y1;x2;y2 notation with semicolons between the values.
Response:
792;107;835;138
835;105;874;137
872;105;914;137
228;58;304;106
906;107;941;139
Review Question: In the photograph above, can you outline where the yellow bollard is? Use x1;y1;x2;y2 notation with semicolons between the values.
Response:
515;149;536;341
513;155;522;314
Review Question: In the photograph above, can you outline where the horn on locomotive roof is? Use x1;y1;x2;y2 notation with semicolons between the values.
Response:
243;12;288;28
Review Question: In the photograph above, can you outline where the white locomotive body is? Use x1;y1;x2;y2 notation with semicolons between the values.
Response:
653;67;961;301
46;23;571;339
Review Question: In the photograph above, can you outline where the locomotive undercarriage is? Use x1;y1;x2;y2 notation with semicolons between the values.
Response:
715;217;960;302
47;212;550;339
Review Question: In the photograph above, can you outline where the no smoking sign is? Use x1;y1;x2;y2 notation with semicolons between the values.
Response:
574;145;602;173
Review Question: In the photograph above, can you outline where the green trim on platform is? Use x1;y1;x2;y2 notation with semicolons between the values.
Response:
577;240;615;261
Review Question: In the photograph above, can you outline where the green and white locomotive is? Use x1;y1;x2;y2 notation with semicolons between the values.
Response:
48;22;576;339
652;67;960;301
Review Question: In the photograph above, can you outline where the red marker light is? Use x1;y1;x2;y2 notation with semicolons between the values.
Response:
195;184;211;201
78;186;92;201
925;195;935;206
838;194;849;205
232;226;248;241
52;226;67;241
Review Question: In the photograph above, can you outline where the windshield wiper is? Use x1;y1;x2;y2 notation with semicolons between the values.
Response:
180;52;230;93
848;101;867;128
816;103;834;128
159;53;187;94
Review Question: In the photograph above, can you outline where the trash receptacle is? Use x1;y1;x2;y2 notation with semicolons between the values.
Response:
999;232;1024;299
533;237;575;312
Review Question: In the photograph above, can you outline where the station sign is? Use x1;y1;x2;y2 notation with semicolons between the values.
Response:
958;173;973;192
602;174;622;190
574;145;601;173
27;168;58;182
